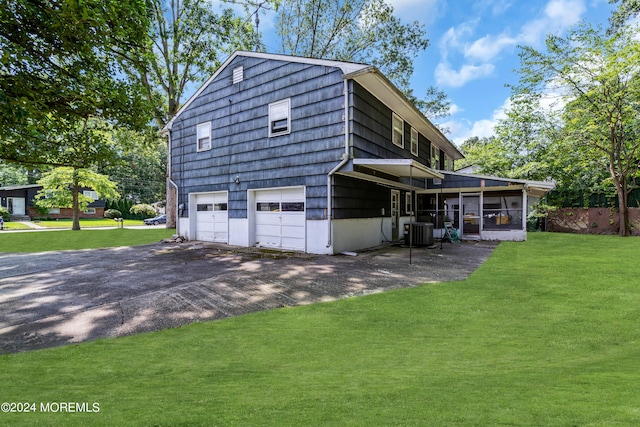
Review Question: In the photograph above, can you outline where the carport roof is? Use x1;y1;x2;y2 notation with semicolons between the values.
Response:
353;159;443;180
337;158;443;190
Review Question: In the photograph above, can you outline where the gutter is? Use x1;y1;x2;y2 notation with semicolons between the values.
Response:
326;79;351;249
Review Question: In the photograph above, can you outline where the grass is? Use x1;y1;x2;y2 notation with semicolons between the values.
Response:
0;228;175;252
1;233;639;426
1;222;32;230
33;218;145;228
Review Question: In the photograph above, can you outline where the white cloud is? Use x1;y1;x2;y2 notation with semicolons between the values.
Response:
386;0;440;25
444;98;511;145
464;33;517;62
518;0;586;46
435;0;587;88
435;62;494;87
448;103;463;115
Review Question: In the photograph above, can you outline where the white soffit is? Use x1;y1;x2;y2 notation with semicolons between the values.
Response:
353;158;444;180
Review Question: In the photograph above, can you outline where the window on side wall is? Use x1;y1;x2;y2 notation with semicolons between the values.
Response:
269;99;291;137
410;127;419;156
197;122;211;151
444;154;454;171
405;192;413;215
431;145;440;169
392;113;404;148
83;190;98;200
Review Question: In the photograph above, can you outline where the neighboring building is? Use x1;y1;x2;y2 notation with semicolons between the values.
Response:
162;51;553;254
0;184;106;220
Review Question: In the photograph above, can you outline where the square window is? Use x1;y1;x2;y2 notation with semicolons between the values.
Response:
392;113;404;148
269;99;290;137
410;127;419;156
197;122;211;151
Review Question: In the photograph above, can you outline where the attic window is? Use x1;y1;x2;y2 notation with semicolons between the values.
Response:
392;113;404;148
269;99;290;137
233;66;243;84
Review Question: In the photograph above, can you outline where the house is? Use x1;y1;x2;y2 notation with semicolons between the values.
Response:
162;51;553;254
0;184;106;220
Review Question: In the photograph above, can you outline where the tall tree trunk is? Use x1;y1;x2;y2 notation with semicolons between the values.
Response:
72;181;81;231
618;178;629;236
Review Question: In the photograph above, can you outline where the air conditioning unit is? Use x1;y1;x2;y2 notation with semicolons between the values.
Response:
403;222;434;246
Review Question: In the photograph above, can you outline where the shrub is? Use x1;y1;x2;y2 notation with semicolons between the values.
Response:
104;209;122;219
130;204;156;218
0;207;9;222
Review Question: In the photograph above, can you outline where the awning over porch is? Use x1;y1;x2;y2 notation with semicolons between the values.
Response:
354;159;444;179
337;158;443;190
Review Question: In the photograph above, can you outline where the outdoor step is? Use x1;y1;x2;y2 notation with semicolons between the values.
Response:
9;215;31;221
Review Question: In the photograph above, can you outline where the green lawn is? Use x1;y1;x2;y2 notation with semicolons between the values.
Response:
1;222;32;230
0;228;175;252
33;218;145;228
1;233;639;426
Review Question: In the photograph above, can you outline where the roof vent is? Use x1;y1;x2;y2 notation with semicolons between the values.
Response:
233;66;243;84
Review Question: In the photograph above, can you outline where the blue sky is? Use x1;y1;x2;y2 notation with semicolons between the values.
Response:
217;0;617;145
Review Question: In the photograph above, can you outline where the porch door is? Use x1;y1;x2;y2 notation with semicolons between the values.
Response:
461;194;481;238
391;190;400;240
7;197;25;216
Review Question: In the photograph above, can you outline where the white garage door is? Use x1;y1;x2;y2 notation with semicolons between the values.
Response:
195;192;228;243
255;187;305;251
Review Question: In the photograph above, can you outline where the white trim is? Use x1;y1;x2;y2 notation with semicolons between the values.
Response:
441;170;555;191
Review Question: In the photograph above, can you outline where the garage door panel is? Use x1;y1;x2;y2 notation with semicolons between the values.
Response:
281;237;305;250
195;193;228;243
253;188;305;251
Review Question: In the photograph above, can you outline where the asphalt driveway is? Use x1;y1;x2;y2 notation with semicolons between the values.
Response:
0;241;497;354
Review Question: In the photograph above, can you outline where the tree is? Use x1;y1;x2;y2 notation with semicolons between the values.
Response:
123;0;256;228
273;0;450;125
513;23;640;235
35;168;120;230
276;0;426;89
99;128;167;204
0;162;33;186
609;0;640;32
0;0;151;165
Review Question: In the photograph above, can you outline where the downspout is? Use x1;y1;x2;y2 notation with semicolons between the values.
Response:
326;79;351;249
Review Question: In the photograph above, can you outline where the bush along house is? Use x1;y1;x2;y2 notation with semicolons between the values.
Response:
161;51;554;254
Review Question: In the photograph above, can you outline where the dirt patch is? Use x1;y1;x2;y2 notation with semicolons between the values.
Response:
0;240;497;354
